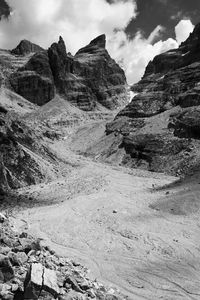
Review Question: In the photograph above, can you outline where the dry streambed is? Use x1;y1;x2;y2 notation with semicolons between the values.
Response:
12;144;200;300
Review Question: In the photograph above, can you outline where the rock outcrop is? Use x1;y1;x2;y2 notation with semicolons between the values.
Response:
0;112;57;193
74;34;127;109
11;40;44;56
10;52;55;105
48;36;95;111
103;23;200;176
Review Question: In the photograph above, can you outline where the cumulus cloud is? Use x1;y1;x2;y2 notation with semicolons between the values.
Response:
108;18;194;84
107;30;178;84
0;0;136;51
175;19;194;44
0;1;195;85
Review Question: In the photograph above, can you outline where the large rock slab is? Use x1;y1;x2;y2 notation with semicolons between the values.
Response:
24;263;43;299
24;263;59;299
43;267;60;297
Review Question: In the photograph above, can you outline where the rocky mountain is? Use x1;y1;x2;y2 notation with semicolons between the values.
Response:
11;40;44;56
99;23;200;176
0;34;128;193
8;35;127;110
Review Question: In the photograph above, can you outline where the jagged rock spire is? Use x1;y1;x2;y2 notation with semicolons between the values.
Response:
75;34;106;55
89;34;106;48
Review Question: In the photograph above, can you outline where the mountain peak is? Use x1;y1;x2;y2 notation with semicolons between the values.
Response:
57;36;67;55
11;39;44;55
75;34;106;56
89;34;106;48
180;22;200;51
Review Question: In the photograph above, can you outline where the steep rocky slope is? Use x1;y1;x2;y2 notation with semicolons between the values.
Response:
86;23;200;176
0;111;58;195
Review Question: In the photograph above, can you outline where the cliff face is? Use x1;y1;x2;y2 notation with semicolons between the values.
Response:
10;52;55;106
7;35;128;111
105;23;200;176
74;34;127;109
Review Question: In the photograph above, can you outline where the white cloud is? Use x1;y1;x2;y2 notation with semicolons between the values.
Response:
0;1;195;85
175;19;194;44
107;31;178;84
147;25;165;43
0;0;136;51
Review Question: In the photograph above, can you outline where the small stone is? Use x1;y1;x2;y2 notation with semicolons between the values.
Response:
87;289;96;298
28;256;38;264
59;290;83;300
0;213;7;223
64;282;71;290
19;232;28;238
27;250;35;257
105;295;119;300
1;293;14;300
11;284;18;292
64;275;83;293
112;210;117;214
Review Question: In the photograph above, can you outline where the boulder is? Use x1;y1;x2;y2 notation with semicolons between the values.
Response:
24;263;59;299
170;107;200;139
0;284;13;300
64;275;83;293
24;263;43;299
43;267;60;297
0;255;14;282
8;251;28;266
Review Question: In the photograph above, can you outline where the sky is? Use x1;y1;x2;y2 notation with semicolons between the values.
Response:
0;0;198;84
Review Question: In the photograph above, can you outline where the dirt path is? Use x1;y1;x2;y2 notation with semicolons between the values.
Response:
13;123;200;300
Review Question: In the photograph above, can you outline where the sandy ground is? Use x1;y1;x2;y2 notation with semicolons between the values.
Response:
12;120;200;300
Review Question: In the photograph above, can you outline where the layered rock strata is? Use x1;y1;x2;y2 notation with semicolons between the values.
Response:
104;23;200;176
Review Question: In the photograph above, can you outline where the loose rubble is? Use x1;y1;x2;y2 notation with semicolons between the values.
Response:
0;214;124;300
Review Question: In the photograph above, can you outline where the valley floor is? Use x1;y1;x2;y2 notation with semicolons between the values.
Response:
10;120;200;300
